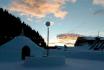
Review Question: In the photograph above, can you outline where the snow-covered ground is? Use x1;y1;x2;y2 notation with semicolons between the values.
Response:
0;37;104;70
0;47;104;70
0;57;104;70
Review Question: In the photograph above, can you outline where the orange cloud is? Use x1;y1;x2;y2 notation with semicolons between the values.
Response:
57;33;80;46
57;33;80;40
8;0;76;19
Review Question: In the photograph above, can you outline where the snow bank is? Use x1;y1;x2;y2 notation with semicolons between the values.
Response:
65;46;104;61
23;56;66;67
66;51;104;61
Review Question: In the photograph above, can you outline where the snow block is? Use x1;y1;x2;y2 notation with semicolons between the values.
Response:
23;56;66;67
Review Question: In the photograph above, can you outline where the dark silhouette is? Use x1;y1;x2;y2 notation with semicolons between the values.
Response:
64;45;67;51
0;8;46;48
75;36;97;47
75;37;94;46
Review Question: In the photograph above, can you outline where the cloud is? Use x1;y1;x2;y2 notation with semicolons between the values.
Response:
57;33;80;46
57;33;80;39
93;0;104;6
92;0;104;15
8;0;77;19
68;0;77;3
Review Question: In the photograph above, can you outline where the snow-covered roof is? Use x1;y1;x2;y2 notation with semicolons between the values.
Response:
83;37;95;40
81;36;104;40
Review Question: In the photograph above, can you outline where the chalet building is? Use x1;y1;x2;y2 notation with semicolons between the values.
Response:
75;36;104;50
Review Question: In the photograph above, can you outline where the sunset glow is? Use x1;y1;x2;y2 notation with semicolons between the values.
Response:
47;33;79;47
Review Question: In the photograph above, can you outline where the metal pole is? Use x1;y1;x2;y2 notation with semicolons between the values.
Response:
46;27;49;56
45;21;50;56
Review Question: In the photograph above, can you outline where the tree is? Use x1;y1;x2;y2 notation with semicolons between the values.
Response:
0;8;46;48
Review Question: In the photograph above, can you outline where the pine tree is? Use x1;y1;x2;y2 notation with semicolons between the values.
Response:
0;8;46;48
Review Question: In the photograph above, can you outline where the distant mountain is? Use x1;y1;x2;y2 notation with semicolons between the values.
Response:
0;8;46;48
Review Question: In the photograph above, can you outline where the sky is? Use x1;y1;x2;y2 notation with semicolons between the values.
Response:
0;0;104;46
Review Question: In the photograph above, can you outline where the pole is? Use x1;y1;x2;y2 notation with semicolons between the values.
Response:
45;21;50;56
46;27;49;56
